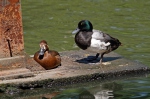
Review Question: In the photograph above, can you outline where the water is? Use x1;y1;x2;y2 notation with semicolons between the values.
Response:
1;75;150;99
1;0;150;98
22;0;150;66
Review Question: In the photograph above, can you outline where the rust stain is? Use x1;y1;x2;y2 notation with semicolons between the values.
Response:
8;0;19;3
0;0;24;58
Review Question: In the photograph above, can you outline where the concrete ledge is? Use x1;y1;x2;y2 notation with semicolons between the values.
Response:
0;56;26;70
0;50;149;92
0;68;34;80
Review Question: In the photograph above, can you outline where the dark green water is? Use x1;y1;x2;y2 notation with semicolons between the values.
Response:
2;0;150;98
22;0;150;66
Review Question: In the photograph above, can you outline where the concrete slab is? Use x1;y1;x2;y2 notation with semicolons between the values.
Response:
0;68;34;80
0;56;26;70
0;50;149;92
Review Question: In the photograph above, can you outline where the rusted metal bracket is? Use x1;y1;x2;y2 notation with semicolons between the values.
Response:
6;39;13;57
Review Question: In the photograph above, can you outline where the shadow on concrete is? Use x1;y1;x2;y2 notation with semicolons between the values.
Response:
76;56;121;64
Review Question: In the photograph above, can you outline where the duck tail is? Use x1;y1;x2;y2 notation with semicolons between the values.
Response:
110;39;121;51
114;39;121;46
119;41;122;46
118;41;122;46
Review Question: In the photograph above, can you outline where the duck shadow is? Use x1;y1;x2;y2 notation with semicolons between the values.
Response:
75;56;121;64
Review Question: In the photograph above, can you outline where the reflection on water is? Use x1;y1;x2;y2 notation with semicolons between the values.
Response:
1;74;150;99
52;89;114;99
1;0;149;98
0;80;121;99
94;90;113;99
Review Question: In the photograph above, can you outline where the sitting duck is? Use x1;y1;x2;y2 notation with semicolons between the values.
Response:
72;20;121;64
34;40;61;70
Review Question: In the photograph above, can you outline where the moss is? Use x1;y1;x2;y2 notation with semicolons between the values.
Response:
0;84;20;94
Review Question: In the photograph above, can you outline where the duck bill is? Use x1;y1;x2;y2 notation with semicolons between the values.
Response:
39;48;45;55
72;28;80;34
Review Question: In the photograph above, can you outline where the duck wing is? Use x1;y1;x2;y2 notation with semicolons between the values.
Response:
49;50;60;56
92;29;111;42
92;29;121;51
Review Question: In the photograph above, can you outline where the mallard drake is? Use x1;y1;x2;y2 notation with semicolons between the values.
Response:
34;40;61;70
72;20;121;64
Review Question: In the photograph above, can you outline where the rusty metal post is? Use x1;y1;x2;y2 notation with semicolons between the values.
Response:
0;0;24;58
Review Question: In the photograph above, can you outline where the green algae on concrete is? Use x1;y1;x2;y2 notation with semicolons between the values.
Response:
0;50;149;93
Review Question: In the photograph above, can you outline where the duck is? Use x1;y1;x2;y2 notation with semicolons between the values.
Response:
34;40;61;70
72;20;121;64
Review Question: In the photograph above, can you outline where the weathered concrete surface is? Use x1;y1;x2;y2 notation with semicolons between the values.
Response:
0;55;26;70
0;50;149;91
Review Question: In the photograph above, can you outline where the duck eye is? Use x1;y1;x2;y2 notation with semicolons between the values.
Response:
81;22;86;26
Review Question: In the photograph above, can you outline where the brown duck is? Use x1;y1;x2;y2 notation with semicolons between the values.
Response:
34;40;61;70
